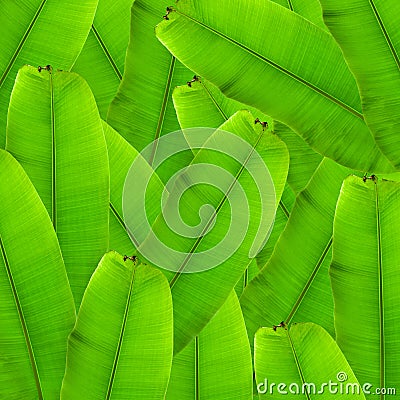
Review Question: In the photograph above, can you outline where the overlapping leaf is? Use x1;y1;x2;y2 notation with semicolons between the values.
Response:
103;120;165;256
6;66;109;307
241;158;353;342
255;323;365;399
321;0;400;169
72;0;133;117
166;291;253;399
0;0;98;146
134;110;288;353
107;0;193;183
172;80;292;271
61;251;173;399
156;0;395;172
331;176;400;397
0;150;75;399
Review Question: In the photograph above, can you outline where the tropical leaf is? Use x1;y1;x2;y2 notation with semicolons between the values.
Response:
270;0;327;31
273;121;322;194
172;79;273;135
72;0;133;117
235;259;260;298
173;81;283;290
255;184;296;269
174;79;321;194
255;323;365;399
166;291;253;399
61;251;173;399
155;0;395;172
320;0;400;169
107;0;193;182
330;176;400;397
0;150;75;399
0;0;98;147
103;120;165;255
133;110;288;353
240;158;353;343
6;65;109;307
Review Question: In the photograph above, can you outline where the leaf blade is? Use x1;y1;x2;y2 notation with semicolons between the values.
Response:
6;66;109;307
0;150;75;399
61;251;173;399
156;0;394;172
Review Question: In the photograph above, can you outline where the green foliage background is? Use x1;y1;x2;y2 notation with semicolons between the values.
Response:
0;0;399;398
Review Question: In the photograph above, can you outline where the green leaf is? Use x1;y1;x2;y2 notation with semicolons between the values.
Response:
103;120;165;255
6;66;109;307
61;251;173;399
255;323;366;399
273;121;322;194
166;291;253;399
275;0;328;31
72;0;133;117
330;176;400;395
107;0;193;162
172;79;320;276
235;259;261;298
174;79;321;194
155;0;395;172
255;184;296;269
241;158;352;343
133;110;288;353
0;150;75;399
0;0;98;147
173;81;289;289
320;0;400;170
172;81;287;209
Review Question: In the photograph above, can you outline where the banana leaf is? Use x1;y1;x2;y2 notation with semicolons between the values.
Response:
320;0;400;170
107;0;194;183
255;184;296;269
166;291;253;399
72;0;133;117
174;79;321;194
270;0;327;31
330;176;400;397
172;80;292;271
255;323;365;399
0;150;75;399
103;120;165;255
155;0;395;173
6;65;109;307
61;251;173;399
132;110;288;353
240;158;353;343
0;0;98;147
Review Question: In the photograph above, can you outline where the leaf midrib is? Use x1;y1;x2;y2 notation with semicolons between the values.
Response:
50;73;56;230
286;237;332;325
0;0;47;88
369;0;400;71
195;336;200;400
375;182;385;398
0;236;43;399
287;329;312;400
201;80;289;217
105;264;137;399
109;202;140;248
91;25;123;80
148;56;176;166
174;10;363;120
169;130;264;288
